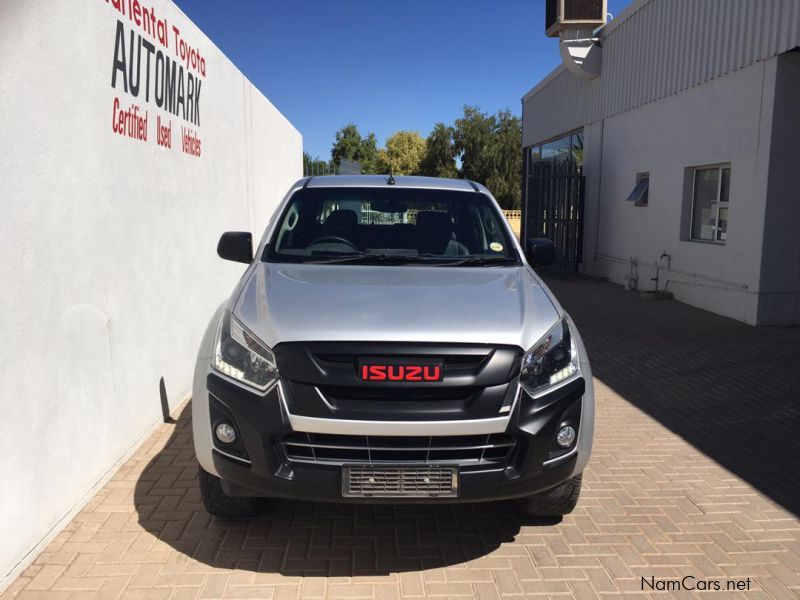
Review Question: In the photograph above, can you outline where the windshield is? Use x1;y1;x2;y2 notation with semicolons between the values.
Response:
264;187;520;266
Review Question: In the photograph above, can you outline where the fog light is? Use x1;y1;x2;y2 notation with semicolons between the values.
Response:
215;422;236;444
556;425;576;448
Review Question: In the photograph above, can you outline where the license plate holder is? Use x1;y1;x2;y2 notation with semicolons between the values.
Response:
342;465;458;498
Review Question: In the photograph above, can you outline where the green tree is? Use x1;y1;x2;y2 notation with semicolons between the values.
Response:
331;124;361;167
359;132;379;174
485;110;522;210
454;106;496;184
330;124;379;173
375;131;426;175
420;123;458;178
327;107;522;206
454;106;522;209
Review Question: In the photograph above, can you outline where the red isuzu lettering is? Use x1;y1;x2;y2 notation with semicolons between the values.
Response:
359;364;442;382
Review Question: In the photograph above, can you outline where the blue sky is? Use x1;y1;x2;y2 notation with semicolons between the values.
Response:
174;1;632;160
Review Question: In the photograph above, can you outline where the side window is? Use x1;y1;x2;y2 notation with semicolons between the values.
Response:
690;165;731;243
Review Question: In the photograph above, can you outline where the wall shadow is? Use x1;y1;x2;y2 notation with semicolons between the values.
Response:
545;274;800;516
133;406;555;576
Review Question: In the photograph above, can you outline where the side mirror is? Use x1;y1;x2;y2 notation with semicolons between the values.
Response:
217;231;253;263
525;238;556;267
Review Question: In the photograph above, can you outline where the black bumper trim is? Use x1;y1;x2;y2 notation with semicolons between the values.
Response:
214;449;578;503
205;372;585;503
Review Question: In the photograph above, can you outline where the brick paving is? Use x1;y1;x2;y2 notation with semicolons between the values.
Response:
3;277;800;599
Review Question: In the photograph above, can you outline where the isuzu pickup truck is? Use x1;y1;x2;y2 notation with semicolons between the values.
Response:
193;175;594;517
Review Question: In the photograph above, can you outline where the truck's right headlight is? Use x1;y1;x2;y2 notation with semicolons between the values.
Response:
520;316;578;395
213;311;279;392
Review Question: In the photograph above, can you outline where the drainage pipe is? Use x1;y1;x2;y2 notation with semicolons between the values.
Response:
594;253;749;291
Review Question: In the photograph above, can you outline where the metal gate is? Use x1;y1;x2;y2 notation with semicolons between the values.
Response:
523;160;586;271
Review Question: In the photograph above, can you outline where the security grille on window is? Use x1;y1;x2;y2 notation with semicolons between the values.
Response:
690;165;731;243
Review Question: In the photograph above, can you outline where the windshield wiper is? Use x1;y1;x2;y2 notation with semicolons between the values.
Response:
303;254;519;266
426;256;520;267
304;253;414;265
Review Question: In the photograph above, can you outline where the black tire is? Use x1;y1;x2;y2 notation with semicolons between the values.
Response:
198;466;258;518
517;473;583;517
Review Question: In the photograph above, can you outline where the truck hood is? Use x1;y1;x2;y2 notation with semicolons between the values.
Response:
233;263;560;349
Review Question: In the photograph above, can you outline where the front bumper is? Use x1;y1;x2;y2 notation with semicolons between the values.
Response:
199;372;587;503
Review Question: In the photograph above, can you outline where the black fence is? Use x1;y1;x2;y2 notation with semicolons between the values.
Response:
523;160;586;271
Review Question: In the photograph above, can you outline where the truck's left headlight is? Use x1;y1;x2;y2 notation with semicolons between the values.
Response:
213;311;279;392
520;316;579;395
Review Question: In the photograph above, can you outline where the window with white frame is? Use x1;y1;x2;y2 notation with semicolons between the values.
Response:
690;165;731;243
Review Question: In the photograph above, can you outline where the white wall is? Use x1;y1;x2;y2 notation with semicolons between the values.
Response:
0;0;302;588
759;52;800;325
581;58;777;324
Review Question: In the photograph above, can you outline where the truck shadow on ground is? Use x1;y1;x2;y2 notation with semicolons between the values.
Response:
545;275;800;517
133;406;553;575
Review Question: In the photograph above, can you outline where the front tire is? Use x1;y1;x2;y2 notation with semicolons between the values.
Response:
518;473;583;517
198;466;258;517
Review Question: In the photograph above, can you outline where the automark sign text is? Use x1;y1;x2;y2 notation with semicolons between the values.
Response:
104;0;204;156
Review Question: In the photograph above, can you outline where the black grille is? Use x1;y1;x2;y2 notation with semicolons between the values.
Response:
319;385;476;403
282;432;515;467
312;352;489;372
274;342;520;421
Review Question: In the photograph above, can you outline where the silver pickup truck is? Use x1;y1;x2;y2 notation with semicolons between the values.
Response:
193;175;594;517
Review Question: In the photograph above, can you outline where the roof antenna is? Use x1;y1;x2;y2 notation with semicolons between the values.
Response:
387;170;395;186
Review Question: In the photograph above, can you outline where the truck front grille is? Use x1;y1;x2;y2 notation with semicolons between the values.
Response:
319;385;476;404
281;432;515;467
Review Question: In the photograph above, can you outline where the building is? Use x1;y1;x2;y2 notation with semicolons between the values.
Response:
0;0;301;589
522;0;800;325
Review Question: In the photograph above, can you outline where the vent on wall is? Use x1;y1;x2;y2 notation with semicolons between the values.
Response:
545;0;607;79
545;0;607;37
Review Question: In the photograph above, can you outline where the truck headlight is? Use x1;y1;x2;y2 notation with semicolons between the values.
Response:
520;316;579;395
213;311;279;392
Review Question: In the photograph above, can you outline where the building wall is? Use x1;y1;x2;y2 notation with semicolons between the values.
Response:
580;59;776;324
759;52;800;324
0;0;302;588
523;0;800;147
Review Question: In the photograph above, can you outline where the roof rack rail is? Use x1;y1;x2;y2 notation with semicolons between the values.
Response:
302;176;315;189
466;180;480;192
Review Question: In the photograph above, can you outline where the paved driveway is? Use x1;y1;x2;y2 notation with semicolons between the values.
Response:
4;277;800;599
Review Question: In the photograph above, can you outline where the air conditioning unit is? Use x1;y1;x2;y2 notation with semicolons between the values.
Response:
545;0;607;37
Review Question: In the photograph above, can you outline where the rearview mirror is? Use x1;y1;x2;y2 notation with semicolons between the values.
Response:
525;238;556;267
217;231;253;263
